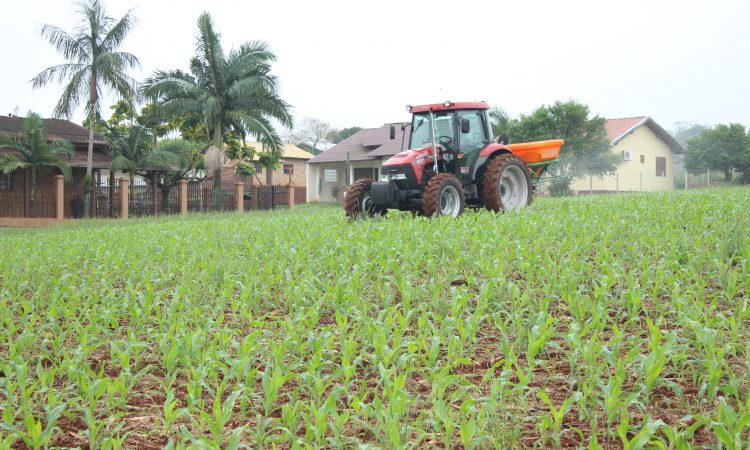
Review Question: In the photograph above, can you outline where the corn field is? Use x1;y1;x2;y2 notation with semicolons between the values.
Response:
1;188;749;449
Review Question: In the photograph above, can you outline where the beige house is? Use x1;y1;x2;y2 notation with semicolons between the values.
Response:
570;117;684;194
222;142;313;198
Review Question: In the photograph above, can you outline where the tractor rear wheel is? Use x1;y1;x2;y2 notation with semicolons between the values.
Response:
344;178;385;219
483;154;532;211
422;173;465;217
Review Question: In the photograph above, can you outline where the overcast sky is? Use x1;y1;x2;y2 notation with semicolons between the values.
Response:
2;0;749;135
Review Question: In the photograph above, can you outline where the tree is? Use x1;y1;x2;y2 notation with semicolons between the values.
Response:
286;117;331;154
685;123;750;182
488;107;511;143
32;0;140;217
0;112;74;217
326;126;363;144
497;100;618;195
673;122;709;148
144;12;292;208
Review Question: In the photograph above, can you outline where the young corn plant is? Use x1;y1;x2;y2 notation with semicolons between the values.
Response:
537;390;582;447
711;396;750;450
617;410;664;450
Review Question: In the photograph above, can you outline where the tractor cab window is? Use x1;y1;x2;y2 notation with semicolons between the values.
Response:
410;111;454;149
457;110;486;153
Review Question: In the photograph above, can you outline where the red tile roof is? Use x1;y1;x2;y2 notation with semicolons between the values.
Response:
604;117;647;141
605;116;684;153
0;116;107;146
0;115;111;167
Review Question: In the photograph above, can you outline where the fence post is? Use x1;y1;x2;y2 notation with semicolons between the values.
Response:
119;177;129;219
288;186;295;209
179;180;188;215
54;175;65;220
235;182;244;212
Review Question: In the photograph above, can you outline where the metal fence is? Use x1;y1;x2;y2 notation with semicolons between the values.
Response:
254;185;289;210
0;172;56;218
0;172;294;218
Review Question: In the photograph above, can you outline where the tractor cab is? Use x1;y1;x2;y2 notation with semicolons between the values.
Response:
390;102;494;185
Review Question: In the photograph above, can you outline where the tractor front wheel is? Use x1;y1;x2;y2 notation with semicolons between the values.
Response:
344;178;385;219
422;174;465;217
483;154;532;211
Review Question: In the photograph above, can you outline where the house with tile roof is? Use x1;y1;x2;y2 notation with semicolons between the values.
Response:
306;123;410;202
220;142;313;204
569;116;685;194
0;115;111;218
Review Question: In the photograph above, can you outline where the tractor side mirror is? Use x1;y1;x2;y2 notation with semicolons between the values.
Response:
389;124;396;140
460;118;470;134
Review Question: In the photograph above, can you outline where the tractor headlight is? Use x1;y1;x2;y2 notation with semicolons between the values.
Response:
392;173;407;180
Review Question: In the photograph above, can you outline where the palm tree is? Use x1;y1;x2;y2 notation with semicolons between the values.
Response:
32;0;140;217
106;123;180;215
0;113;74;217
144;12;292;209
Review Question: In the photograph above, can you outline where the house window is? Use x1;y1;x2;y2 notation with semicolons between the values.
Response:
283;164;294;175
323;169;337;182
655;157;667;177
640;155;645;164
0;173;12;190
253;162;262;173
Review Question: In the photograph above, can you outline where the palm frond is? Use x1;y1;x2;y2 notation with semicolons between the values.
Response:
31;63;88;89
48;140;75;159
100;7;138;52
110;154;137;172
196;12;225;95
52;68;89;119
0;133;21;150
39;24;86;62
0;154;30;174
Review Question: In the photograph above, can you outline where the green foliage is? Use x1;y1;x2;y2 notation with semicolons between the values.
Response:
143;12;292;199
2;189;750;447
327;126;363;144
32;0;140;217
685;123;750;182
0;112;74;217
672;121;709;148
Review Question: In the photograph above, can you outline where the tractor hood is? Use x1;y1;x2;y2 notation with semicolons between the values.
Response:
382;146;437;167
381;146;441;185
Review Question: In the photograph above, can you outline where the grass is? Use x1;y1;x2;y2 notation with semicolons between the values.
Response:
1;188;749;449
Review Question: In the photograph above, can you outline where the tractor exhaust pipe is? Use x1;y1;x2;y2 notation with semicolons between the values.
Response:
429;110;438;173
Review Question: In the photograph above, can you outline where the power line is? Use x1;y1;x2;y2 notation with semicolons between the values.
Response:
588;33;750;102
608;64;750;114
597;50;750;110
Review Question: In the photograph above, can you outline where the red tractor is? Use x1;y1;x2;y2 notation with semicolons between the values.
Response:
344;101;563;217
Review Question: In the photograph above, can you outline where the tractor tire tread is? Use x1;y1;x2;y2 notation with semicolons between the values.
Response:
482;154;533;211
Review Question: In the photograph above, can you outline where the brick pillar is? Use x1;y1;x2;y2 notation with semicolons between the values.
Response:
179;180;188;215
54;175;64;220
288;186;295;209
119;178;129;219
250;185;258;210
235;182;244;212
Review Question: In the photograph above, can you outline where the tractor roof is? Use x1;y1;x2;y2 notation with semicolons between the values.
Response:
409;101;490;113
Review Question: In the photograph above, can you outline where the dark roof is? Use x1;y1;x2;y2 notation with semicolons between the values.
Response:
309;123;410;164
605;116;684;154
0;115;107;146
0;115;110;168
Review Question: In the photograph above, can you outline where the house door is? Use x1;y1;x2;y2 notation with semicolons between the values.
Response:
353;168;378;182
